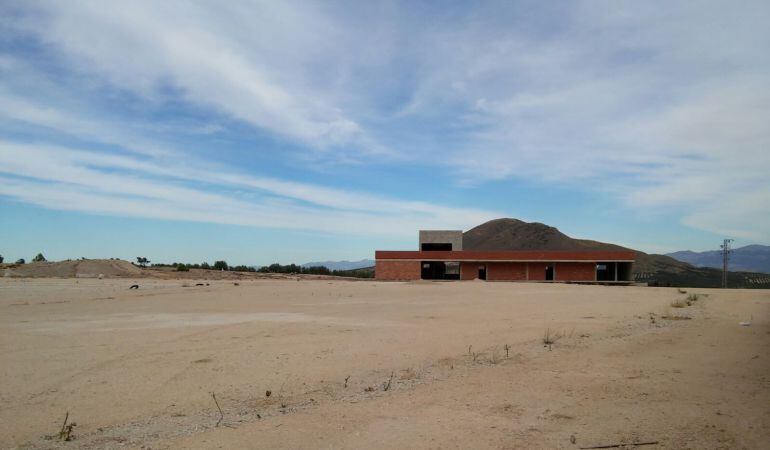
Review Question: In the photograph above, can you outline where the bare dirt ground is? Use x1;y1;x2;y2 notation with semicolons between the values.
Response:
1;279;768;449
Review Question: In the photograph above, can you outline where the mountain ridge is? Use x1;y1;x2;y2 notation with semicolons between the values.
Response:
301;259;375;271
666;244;770;274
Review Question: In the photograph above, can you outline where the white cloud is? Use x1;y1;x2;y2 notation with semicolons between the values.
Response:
15;0;378;155
0;140;502;235
2;1;769;242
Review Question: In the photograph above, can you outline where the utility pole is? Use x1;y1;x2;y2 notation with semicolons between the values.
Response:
720;238;733;289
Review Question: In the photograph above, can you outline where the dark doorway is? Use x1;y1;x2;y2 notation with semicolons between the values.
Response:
421;261;460;280
421;243;453;251
596;262;617;281
545;264;554;281
478;265;487;280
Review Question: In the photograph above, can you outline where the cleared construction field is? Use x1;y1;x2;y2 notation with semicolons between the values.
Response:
1;279;768;449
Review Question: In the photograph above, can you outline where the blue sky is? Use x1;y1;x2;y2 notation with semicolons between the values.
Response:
1;1;768;266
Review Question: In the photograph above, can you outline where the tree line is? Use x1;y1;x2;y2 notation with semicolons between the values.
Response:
134;257;372;278
0;254;371;278
0;253;46;264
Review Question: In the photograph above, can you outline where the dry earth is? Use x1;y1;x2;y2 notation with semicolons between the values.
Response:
0;279;768;449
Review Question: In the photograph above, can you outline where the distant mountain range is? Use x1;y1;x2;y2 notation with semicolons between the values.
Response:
302;259;375;271
666;245;770;274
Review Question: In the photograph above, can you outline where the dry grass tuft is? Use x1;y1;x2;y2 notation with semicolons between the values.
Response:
662;314;692;320
399;367;419;380
671;298;690;308
542;328;563;351
488;348;501;364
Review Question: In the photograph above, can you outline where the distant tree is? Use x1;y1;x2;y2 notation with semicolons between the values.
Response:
136;257;150;268
304;266;331;275
176;264;190;272
0;254;4;264
201;262;211;270
213;260;229;271
32;253;46;262
16;258;25;264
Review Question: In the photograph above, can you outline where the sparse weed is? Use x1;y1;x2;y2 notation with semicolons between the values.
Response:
542;328;563;351
687;293;700;302
400;367;419;380
670;298;689;308
489;348;500;364
661;307;691;320
383;371;395;391
662;313;692;320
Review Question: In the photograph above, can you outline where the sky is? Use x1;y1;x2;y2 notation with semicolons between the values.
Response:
1;1;769;266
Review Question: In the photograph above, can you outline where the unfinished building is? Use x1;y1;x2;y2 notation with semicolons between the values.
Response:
375;230;635;283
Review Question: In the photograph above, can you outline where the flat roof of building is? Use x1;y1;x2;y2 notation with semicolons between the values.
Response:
375;250;636;262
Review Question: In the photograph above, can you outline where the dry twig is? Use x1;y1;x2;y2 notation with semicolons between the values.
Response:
211;392;224;427
579;441;658;449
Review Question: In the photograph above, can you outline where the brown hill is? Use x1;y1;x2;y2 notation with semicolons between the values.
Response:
462;218;769;288
463;218;628;252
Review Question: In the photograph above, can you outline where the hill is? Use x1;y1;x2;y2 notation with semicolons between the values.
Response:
462;219;770;288
1;259;144;278
667;245;770;274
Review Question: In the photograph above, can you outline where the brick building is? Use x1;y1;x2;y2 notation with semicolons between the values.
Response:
375;230;635;282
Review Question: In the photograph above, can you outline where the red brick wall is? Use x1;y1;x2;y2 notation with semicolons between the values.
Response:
555;262;596;281
375;260;421;280
487;262;527;281
528;262;549;281
376;260;598;282
462;262;485;280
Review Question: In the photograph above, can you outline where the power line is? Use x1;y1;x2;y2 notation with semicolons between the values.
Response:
720;238;733;289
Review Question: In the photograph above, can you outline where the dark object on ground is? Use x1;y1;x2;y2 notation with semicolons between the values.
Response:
579;441;658;449
129;284;139;290
234;282;239;286
195;283;204;286
265;390;271;397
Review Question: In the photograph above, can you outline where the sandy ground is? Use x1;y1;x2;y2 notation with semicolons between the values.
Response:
0;279;768;449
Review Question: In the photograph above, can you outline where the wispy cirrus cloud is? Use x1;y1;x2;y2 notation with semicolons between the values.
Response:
0;140;502;235
8;1;383;156
1;1;769;244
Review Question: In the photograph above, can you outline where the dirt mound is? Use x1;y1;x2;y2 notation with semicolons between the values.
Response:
2;259;144;278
